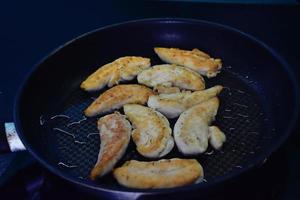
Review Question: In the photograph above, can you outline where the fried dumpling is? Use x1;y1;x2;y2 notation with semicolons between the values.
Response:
123;104;174;158
84;84;154;117
113;158;203;189
137;64;205;91
148;85;223;118
90;112;131;180
154;47;222;78
81;56;150;91
174;97;220;155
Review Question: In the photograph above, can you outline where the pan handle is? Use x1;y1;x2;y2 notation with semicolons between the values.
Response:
0;126;10;154
0;122;34;186
3;122;26;153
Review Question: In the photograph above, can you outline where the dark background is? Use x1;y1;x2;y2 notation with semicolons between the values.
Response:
0;0;300;199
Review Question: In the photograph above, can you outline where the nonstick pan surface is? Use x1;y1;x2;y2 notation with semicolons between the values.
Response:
14;19;299;197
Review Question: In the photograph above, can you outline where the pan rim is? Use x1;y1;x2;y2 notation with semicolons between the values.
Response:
14;17;300;195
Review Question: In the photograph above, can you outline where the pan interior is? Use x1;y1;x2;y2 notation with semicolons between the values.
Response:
39;68;268;187
16;19;297;191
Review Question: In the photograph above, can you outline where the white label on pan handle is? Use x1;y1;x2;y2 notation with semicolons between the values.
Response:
4;122;26;152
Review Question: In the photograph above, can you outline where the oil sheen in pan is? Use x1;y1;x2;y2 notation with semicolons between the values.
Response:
40;69;267;185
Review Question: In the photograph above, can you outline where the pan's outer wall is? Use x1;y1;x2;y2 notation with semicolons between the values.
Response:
14;19;299;198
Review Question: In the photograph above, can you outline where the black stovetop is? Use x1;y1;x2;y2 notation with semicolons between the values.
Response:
0;1;299;199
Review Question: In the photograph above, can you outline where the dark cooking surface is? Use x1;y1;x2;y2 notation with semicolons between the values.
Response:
0;146;290;200
42;68;266;183
15;18;298;196
1;1;300;199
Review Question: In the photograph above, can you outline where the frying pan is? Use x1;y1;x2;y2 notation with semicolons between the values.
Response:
14;18;299;199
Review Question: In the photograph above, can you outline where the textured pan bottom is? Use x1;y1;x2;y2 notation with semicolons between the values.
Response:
41;69;267;187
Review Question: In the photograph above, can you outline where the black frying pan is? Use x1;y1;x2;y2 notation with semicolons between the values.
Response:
14;18;299;199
